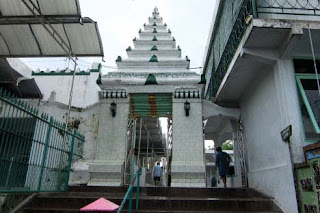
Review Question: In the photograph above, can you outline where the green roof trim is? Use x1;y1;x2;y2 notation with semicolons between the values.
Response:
153;22;157;26
153;16;157;19
144;23;146;26
32;71;90;76
152;36;158;41
151;45;158;51
178;46;181;51
153;28;157;33
126;46;132;51
139;29;142;33
149;55;158;62
116;56;122;62
145;74;158;85
164;23;167;26
186;56;190;62
133;37;137;41
32;64;102;76
173;37;175;41
168;29;171;33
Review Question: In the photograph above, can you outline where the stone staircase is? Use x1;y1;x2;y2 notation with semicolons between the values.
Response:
22;186;283;212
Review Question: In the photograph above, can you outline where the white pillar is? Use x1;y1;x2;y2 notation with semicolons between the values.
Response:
171;98;206;187
89;98;129;186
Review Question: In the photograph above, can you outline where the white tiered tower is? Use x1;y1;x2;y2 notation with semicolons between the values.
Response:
89;7;206;187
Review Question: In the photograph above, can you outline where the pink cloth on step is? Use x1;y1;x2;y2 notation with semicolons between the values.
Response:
80;197;120;211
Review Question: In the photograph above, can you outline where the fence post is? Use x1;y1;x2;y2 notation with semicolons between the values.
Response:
37;116;53;191
252;0;258;18
65;129;76;191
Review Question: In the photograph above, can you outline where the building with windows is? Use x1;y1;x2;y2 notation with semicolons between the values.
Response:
202;1;320;212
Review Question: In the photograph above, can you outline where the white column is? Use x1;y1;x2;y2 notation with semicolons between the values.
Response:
89;98;129;186
171;98;206;187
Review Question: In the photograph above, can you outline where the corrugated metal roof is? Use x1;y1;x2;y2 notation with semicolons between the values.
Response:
0;20;103;57
0;1;104;57
0;0;81;17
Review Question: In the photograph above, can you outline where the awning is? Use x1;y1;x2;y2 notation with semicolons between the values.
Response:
0;1;104;57
0;58;42;98
0;0;81;17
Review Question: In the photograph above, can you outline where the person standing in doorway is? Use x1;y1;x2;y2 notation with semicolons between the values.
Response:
215;147;231;188
153;162;162;186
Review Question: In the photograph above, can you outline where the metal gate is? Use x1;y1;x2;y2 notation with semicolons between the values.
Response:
0;89;85;192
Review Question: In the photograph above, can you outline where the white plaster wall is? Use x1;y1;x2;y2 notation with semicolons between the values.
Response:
95;99;129;162
240;61;301;213
33;72;100;109
30;102;100;161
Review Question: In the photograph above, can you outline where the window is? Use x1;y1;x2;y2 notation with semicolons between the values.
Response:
296;74;320;140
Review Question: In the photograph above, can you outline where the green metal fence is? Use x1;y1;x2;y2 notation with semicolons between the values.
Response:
204;0;320;99
0;88;85;193
256;0;320;16
205;0;253;99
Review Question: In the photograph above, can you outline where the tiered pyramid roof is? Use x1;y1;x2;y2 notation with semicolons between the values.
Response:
100;7;200;86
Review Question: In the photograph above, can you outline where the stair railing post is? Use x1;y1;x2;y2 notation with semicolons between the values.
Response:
136;168;141;210
128;187;133;213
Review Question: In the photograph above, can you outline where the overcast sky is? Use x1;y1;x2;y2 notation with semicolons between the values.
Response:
21;0;215;73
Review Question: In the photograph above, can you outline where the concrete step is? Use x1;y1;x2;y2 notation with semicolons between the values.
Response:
22;187;283;213
68;186;268;198
23;208;281;213
27;197;279;212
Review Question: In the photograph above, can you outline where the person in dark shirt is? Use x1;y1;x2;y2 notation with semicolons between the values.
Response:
215;146;231;188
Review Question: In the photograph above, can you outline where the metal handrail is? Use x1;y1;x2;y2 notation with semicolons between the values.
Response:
117;168;142;213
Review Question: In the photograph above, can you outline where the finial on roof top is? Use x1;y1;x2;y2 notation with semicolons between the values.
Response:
116;56;122;62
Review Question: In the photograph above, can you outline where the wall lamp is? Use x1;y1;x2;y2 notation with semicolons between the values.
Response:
280;125;292;142
110;101;117;117
184;100;190;117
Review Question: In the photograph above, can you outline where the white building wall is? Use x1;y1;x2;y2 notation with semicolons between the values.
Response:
240;60;302;213
33;72;100;109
